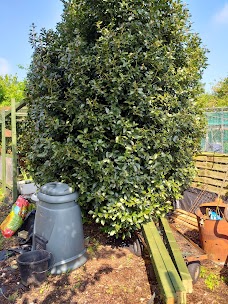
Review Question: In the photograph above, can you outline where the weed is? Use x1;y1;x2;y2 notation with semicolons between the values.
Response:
200;266;207;279
71;281;82;290
39;282;50;294
64;268;72;275
221;275;228;284
8;291;18;302
200;266;221;291
86;237;100;257
73;272;82;280
125;253;134;266
205;273;220;290
106;286;114;294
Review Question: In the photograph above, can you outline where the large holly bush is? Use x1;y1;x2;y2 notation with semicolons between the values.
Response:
22;0;207;238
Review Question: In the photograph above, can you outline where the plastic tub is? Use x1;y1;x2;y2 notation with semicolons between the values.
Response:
17;250;51;286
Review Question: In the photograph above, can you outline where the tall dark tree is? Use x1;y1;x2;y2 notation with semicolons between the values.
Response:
23;0;207;238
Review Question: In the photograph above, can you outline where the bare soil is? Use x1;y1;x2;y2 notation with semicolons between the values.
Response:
0;202;227;304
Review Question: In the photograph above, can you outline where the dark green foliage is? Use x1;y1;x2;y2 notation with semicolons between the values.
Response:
22;0;207;238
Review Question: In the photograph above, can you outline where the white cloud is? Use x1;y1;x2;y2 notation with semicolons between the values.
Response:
214;3;228;24
0;58;10;75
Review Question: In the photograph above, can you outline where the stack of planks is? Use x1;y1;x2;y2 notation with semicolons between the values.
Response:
169;209;198;230
143;218;192;304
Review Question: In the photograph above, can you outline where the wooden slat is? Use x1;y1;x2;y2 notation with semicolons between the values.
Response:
173;212;198;223
143;222;176;304
194;154;228;164
191;182;228;196
195;152;228;157
195;161;228;172
169;224;208;263
160;217;193;294
175;209;197;219
4;99;27;118
143;221;187;304
197;169;227;181
171;214;198;227
194;176;225;187
171;217;198;230
11;98;18;203
1;110;6;194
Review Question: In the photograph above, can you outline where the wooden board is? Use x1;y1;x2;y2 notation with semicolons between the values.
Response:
160;217;193;294
143;221;187;304
194;154;228;164
175;209;197;219
169;224;208;263
143;222;176;304
195;161;228;172
191;182;228;196
194;176;225;188
196;169;227;181
170;214;198;228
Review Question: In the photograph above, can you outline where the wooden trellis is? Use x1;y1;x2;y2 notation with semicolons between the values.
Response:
0;98;27;202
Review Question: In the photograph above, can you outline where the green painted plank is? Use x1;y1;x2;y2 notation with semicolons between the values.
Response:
0;180;13;190
5;154;13;158
147;221;186;291
144;221;187;304
143;222;176;304
1;110;6;194
11;98;18;202
160;217;193;294
4;99;27;118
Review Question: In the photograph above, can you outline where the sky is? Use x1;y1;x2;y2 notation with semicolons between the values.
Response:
0;0;228;93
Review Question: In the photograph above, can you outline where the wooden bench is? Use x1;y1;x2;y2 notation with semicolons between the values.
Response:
142;219;190;304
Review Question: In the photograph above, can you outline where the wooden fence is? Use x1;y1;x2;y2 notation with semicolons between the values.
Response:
193;152;228;197
0;99;27;202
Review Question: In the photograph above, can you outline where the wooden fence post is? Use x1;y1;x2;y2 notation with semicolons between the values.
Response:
1;110;6;194
11;98;18;202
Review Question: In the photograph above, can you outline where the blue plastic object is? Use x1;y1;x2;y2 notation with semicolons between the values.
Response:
209;211;222;220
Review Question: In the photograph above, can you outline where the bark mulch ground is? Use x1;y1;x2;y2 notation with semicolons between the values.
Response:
0;201;227;304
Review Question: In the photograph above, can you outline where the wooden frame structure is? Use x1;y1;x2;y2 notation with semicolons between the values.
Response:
0;99;27;202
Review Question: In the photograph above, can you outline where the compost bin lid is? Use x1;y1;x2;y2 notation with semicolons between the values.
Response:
37;182;78;204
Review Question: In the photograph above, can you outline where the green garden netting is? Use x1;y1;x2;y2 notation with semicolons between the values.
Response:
201;108;228;154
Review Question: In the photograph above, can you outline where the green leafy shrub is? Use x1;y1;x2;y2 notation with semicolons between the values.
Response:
0;75;25;107
22;0;207;238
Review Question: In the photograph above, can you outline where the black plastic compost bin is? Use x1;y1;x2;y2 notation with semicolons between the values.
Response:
32;182;87;274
